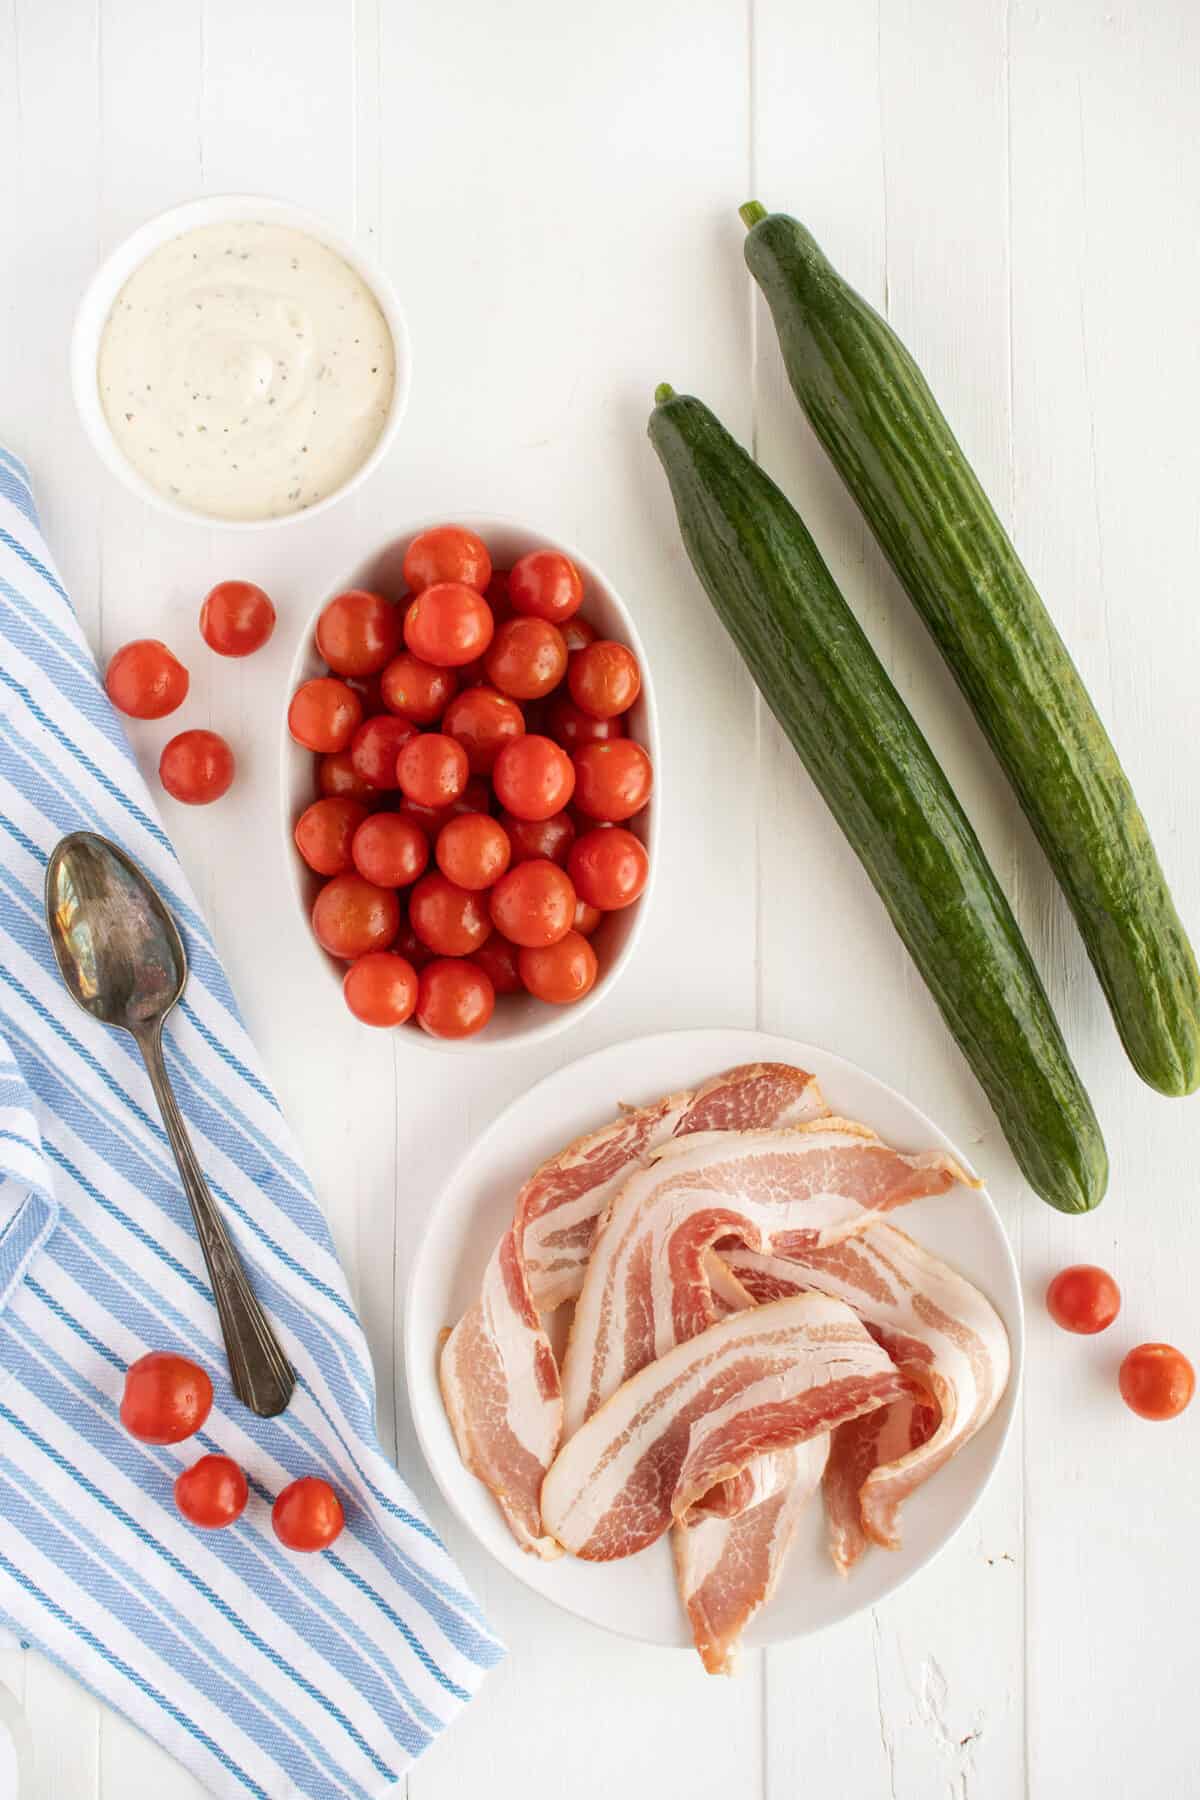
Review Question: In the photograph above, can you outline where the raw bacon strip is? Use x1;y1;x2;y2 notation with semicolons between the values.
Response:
440;1063;825;1556
561;1121;979;1436
522;1064;828;1311
719;1222;1010;1566
821;1394;936;1572
540;1294;906;1561
675;1439;828;1675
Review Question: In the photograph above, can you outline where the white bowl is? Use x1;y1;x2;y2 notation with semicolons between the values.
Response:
70;194;411;529
281;517;660;1052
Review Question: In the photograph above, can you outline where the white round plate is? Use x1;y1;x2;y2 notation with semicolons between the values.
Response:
405;1027;1023;1650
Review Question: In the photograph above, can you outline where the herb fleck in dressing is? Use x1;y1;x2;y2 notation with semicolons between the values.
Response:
98;222;396;520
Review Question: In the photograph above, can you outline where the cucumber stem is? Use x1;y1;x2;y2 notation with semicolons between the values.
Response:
654;382;677;406
739;200;768;230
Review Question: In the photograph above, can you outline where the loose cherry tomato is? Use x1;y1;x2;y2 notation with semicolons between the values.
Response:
471;934;523;996
272;1476;344;1552
518;930;598;1005
396;775;490;837
394;919;433;972
199;581;275;657
343;951;419;1026
317;749;377;801
485;569;511;618
408;872;492;956
442;686;525;774
1119;1343;1195;1420
174;1454;249;1529
404;582;494;668
351;813;429;887
312;873;400;960
294;797;368;876
547;697;625;750
1045;1265;1121;1335
492;735;576;822
509;550;583;624
574;899;602;935
489;860;575;948
436;814;511;890
316;589;402;676
568;640;641;719
350;713;417;789
572;740;653;822
105;639;189;719
561;615;597;655
159;730;235;805
484;617;568;701
289;678;363;752
500;809;575;867
416;959;495;1038
380;652;457;725
403;526;492;595
568;827;648;910
120;1351;212;1444
396;733;469;808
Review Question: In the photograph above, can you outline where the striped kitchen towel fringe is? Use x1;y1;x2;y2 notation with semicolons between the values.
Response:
0;444;503;1799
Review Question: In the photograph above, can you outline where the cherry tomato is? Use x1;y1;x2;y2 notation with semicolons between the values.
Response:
105;639;189;719
199;581;275;657
485;569;511;618
396;775;490;837
1119;1343;1195;1420
174;1454;249;1529
159;730;235;805
492;735;576;822
403;525;492;595
416;959;495;1038
561;615;597;655
396;733;469;808
350;713;417;789
120;1351;213;1445
394;919;433;972
509;550;583;624
489;860;575;948
471;934;523;996
547;696;625;750
343;951;419;1027
484;617;568;701
574;898;602;936
351;813;429;887
442;686;525;775
312;873;400;960
436;814;511;891
289;678;363;753
316;589;402;676
317;749;377;802
500;809;575;867
1045;1265;1121;1335
568;827;648;910
404;582;495;668
408;871;492;956
380;652;457;725
568;640;641;719
294;797;368;876
518;930;598;1005
272;1476;345;1552
572;740;653;822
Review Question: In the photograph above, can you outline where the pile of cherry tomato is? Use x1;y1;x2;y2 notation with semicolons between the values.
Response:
1045;1263;1194;1421
288;525;653;1039
120;1349;345;1548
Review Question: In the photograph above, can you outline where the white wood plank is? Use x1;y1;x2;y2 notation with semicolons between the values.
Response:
752;3;1025;1795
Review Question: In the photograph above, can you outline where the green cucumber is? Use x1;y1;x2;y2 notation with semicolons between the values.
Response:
648;384;1107;1213
741;202;1200;1098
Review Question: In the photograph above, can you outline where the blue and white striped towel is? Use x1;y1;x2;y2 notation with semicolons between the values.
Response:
0;446;503;1798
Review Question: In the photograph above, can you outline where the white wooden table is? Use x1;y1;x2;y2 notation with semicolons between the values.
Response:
3;1;1199;1794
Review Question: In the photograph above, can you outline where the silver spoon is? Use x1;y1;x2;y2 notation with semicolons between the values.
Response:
44;830;295;1418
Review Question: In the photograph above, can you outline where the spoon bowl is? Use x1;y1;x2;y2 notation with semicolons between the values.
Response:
45;832;295;1418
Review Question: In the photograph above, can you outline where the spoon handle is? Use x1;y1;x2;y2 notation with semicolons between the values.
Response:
138;1024;296;1418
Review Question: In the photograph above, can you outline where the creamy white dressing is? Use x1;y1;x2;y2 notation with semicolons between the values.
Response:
97;221;395;521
